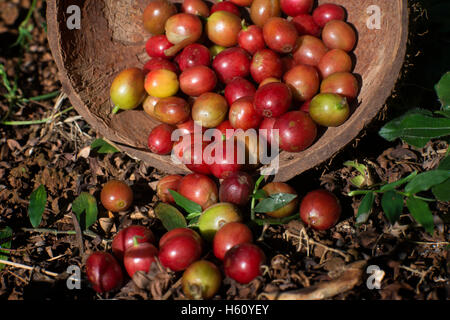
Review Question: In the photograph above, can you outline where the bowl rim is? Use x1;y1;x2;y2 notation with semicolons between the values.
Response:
46;0;409;182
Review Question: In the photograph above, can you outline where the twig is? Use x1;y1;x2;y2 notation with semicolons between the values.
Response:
47;254;67;262
48;92;67;118
71;212;85;256
409;240;450;246
260;260;366;300
0;247;28;253
285;228;351;262
257;224;270;242
7;270;29;284
61;115;83;123
0;259;59;277
399;265;427;276
399;265;431;294
161;278;182;300
0;107;73;125
21;228;111;244
73;120;93;139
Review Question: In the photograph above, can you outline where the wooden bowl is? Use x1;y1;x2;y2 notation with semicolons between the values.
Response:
47;0;408;182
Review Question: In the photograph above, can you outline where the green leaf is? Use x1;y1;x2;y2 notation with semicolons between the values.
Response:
252;189;268;200
379;171;418;192
72;192;98;230
350;175;366;188
28;184;47;228
356;192;375;225
432;179;450;201
344;160;370;188
253;193;297;213
435;110;450;118
187;216;200;228
381;191;404;224
91;138;119;154
344;160;368;176
0;226;13;270
169;189;202;215
406;197;435;234
435;71;450;110
185;211;202;220
404;170;450;195
155;203;187;231
379;111;450;148
437;155;450;170
432;155;450;201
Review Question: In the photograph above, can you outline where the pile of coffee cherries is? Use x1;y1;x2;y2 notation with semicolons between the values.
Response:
110;0;359;175
86;172;341;298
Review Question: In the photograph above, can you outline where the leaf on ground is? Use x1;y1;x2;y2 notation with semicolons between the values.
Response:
404;170;450;195
356;192;375;225
432;155;450;201
72;192;98;230
28;184;47;228
0;226;13;270
406;197;435;234
435;71;450;110
155;203;187;231
381;191;404;224
432;179;450;201
91;138;119;154
344;160;370;187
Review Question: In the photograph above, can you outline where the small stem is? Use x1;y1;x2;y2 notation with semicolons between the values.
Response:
348;189;435;202
409;194;436;202
21;227;109;242
348;189;375;197
0;65;13;93
112;105;121;114
241;19;248;30
132;235;144;247
22;0;37;28
186;211;202;220
0;106;73;126
26;90;60;102
251;175;266;221
164;38;193;57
